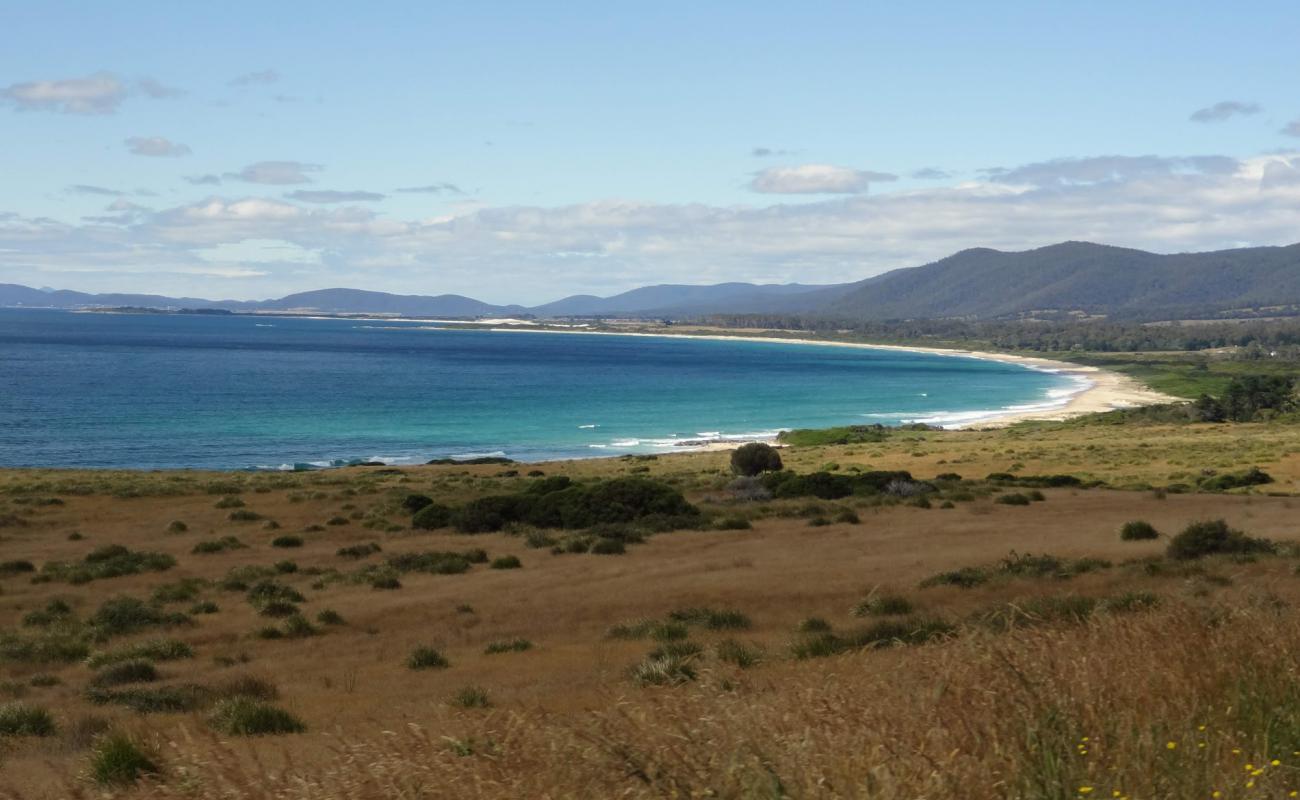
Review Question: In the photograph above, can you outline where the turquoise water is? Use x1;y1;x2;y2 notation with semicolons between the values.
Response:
0;309;1078;470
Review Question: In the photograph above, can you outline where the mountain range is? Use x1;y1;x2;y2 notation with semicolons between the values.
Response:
5;240;1300;322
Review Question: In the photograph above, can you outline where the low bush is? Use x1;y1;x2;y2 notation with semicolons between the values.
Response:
484;638;532;654
402;493;434;513
0;559;36;576
995;493;1032;506
192;536;247;554
90;660;159;688
270;535;303;549
0;702;56;737
1167;519;1274;560
316;609;345;626
411;502;453;530
490;555;522;570
450;686;491;708
668;607;751;630
1198;467;1274;492
150;578;205;604
853;593;915;617
88;732;159;785
715;639;761;668
792;617;954;659
337;542;382;559
90;597;188;638
86;639;193;669
86;684;210;714
227;510;263;522
407;646;449;670
590;538;626;555
1120;520;1160;541
209;698;305;736
42;545;175;584
714;515;752;530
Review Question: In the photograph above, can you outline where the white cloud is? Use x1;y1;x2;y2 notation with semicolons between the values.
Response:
125;136;191;157
226;161;323;185
1;73;127;114
750;164;898;194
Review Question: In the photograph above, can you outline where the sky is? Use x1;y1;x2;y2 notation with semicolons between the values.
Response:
2;1;1299;305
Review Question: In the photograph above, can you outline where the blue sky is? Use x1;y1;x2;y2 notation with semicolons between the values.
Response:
2;1;1299;303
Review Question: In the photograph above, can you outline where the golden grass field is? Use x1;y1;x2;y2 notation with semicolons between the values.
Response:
3;419;1300;798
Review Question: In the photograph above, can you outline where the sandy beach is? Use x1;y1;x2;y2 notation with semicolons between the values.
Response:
488;327;1182;432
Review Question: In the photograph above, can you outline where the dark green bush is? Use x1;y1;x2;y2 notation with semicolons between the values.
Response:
411;502;453;530
1167;519;1274;560
484;638;532;654
90;597;187;638
730;442;783;476
490;555;522;570
0;702;56;736
1120;520;1160;541
90;660;159;688
337;543;382;559
191;536;246;555
407;646;449;670
995;493;1032;506
1198;467;1274;492
270;535;303;549
402;493;434;513
42;546;175;583
89;733;158;785
209;698;305;735
590;538;626;555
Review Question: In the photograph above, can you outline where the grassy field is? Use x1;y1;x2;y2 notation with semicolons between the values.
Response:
3;418;1300;798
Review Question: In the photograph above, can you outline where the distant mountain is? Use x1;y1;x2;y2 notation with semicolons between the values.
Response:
532;282;847;316
5;240;1300;322
820;241;1300;320
257;288;527;317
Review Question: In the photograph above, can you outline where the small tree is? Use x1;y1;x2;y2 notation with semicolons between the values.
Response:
730;442;783;477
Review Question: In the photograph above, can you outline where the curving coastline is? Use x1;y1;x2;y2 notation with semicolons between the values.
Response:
488;327;1182;431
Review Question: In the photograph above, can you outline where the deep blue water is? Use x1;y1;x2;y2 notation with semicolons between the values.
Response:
0;309;1076;470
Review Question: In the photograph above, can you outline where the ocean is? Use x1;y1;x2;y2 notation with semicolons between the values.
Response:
0;309;1079;470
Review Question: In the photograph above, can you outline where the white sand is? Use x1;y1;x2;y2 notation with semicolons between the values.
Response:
488;327;1182;431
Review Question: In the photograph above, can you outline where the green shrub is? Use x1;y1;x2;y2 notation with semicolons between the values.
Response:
1167;519;1274;560
490;555;522;570
484;638;533;654
316;609;345;626
166;520;188;533
88;732;158;785
22;599;74;627
1198;466;1274;492
271;535;303;549
797;616;832;633
192;536;246;554
214;496;245;509
228;509;263;522
995;493;1032;506
86;639;193;669
337;542;382;559
90;597;187;638
730;443;783;476
590;538;626;555
714;515;752;530
0;702;56;736
668;607;751;630
282;614;318;639
1120;520;1160;541
42;545;175;583
402;493;434;513
86;684;210;713
150;578;205;604
407;646;449;670
274;560;298;574
450;686;490;708
853;593;915;617
209;698;305;736
715;639;762;668
90;660;159;688
258;601;300;618
0;559;36;576
246;580;305;608
190;601;219;615
411;502;453;530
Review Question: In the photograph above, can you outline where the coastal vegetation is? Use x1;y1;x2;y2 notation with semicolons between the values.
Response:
2;369;1300;796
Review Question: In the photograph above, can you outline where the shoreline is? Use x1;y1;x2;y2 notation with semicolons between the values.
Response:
487;326;1182;431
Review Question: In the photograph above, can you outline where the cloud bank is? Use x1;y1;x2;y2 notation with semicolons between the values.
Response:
750;164;898;194
5;151;1299;303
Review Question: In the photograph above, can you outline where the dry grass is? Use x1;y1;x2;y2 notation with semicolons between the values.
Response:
2;421;1300;797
